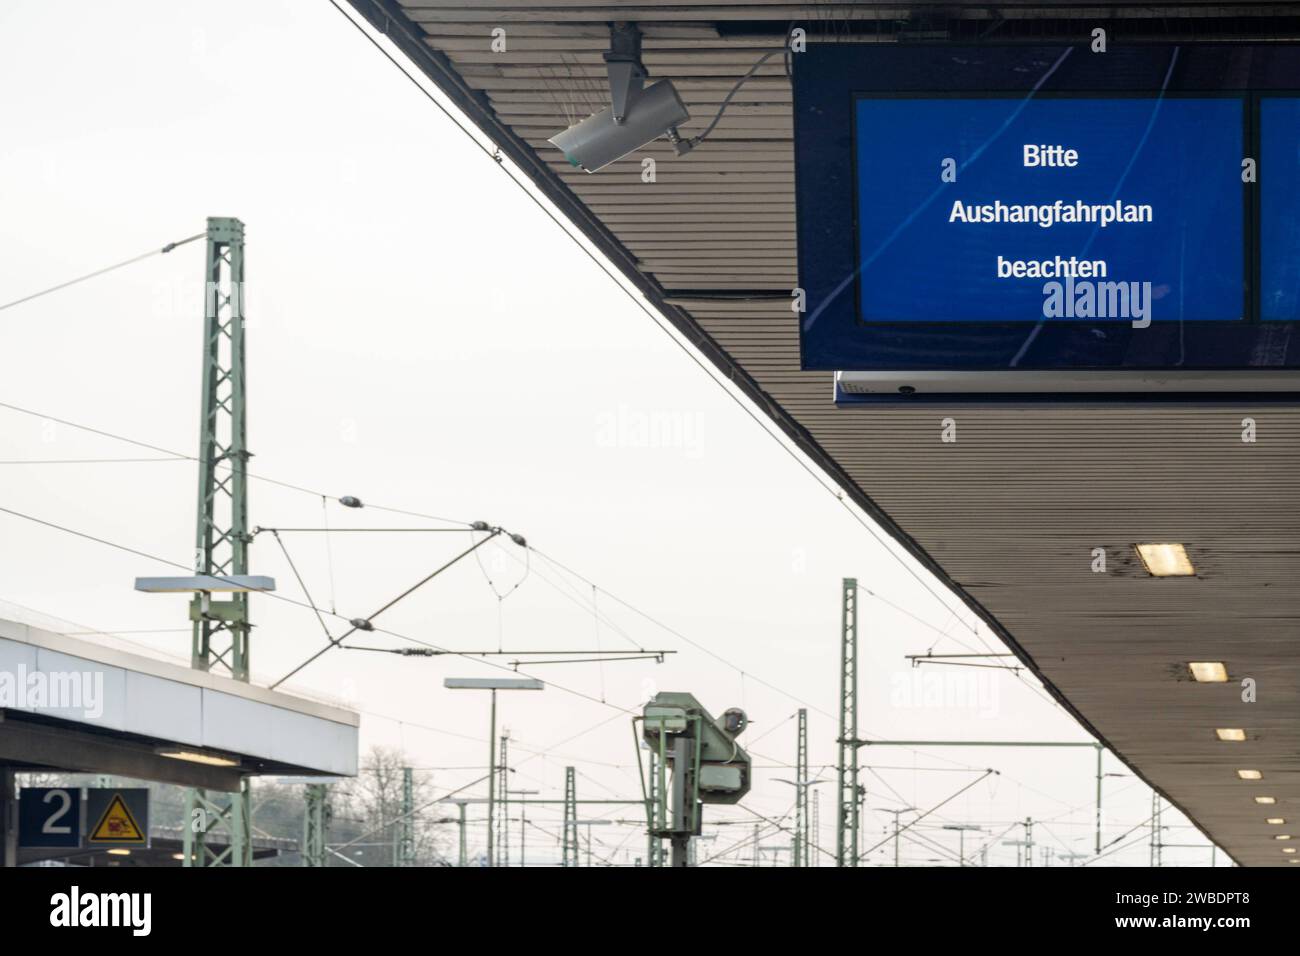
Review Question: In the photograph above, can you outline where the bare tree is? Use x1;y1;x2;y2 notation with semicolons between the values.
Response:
334;745;448;866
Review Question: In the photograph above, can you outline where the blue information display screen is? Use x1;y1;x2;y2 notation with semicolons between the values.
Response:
792;44;1300;380
854;97;1245;324
1261;97;1300;323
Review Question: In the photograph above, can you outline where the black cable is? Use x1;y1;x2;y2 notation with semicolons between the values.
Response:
858;770;998;861
529;545;839;725
257;526;465;533
0;503;625;716
0;400;189;459
0;457;184;465
0;399;472;527
268;529;503;689
270;529;335;645
683;50;784;149
0;505;194;571
0;232;205;313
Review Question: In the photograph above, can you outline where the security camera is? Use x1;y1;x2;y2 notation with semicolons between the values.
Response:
548;78;690;174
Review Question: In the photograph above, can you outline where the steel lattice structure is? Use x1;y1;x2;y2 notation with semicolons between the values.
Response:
836;577;860;867
191;216;251;680
184;217;254;867
562;767;578;866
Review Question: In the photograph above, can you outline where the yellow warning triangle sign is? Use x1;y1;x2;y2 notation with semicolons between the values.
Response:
89;793;146;844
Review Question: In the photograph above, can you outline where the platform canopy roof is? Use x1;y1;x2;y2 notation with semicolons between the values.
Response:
0;618;358;792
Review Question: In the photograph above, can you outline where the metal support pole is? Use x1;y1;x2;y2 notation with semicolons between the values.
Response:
1149;790;1159;868
1095;743;1103;855
584;823;594;867
496;735;509;867
397;767;415;867
884;808;915;867
186;217;253;865
795;707;808;867
562;766;578;866
0;768;15;868
455;801;467;867
1151;793;1163;867
504;787;537;867
303;783;331;867
836;577;859;867
487;688;496;867
184;779;252;868
646;747;662;867
861;737;1103;862
192;216;251;679
669;736;693;868
811;788;820;867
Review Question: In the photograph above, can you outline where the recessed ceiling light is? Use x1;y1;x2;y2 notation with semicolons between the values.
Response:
1284;847;1297;854
1136;543;1195;577
1267;818;1286;825
1238;769;1263;780
106;848;131;856
1255;796;1277;805
1275;834;1292;840
1215;728;1246;741
1188;662;1229;683
155;747;240;767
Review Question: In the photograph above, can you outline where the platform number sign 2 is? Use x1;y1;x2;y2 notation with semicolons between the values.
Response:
18;787;82;849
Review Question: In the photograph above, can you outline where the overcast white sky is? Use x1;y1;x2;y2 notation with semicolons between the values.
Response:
0;0;1218;866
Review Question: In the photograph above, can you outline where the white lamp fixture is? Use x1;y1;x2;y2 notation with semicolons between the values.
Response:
1237;769;1263;780
1255;796;1277;805
444;675;544;868
444;678;544;691
1267;818;1286;825
135;575;275;593
1215;728;1246;741
1135;543;1195;577
156;746;240;767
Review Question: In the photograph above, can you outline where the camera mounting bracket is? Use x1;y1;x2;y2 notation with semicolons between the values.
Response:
603;22;646;125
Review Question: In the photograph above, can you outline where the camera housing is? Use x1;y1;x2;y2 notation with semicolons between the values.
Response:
548;79;690;173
